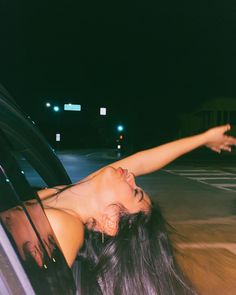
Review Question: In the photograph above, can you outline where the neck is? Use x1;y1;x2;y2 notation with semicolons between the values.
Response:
42;181;97;224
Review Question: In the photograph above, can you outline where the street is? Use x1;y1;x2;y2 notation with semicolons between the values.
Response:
156;161;236;295
23;149;236;294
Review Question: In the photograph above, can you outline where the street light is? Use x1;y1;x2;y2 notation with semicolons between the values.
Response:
53;106;60;112
46;102;51;107
117;125;124;132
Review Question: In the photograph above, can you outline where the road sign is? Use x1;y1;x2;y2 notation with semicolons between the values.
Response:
100;107;107;115
56;133;61;141
64;104;81;111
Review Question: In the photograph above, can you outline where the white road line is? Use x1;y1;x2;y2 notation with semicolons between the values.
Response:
178;173;233;176
197;181;236;191
164;169;236;192
177;243;236;255
199;181;236;192
188;177;236;180
214;184;236;188
164;169;209;172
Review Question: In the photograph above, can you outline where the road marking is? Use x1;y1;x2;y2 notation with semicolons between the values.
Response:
178;173;233;176
177;243;236;255
214;184;236;188
164;168;236;192
188;177;236;180
195;180;236;192
217;183;236;186
165;169;209;172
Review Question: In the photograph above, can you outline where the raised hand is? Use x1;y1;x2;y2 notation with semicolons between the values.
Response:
204;124;236;153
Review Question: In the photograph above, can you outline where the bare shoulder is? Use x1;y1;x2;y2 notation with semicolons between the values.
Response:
44;208;84;267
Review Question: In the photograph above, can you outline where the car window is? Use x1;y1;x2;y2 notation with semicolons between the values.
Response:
0;86;76;294
13;151;47;188
0;85;71;188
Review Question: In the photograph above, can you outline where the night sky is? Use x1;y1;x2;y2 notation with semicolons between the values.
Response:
1;1;236;149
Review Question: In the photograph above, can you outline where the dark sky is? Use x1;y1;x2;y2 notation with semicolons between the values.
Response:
1;1;236;147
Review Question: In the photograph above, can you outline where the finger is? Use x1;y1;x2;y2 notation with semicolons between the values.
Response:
220;145;232;152
211;147;221;153
228;136;236;144
223;137;236;145
220;124;231;133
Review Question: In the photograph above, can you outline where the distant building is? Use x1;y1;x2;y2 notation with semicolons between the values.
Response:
178;97;236;138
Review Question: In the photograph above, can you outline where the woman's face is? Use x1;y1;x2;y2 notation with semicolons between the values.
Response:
92;166;151;214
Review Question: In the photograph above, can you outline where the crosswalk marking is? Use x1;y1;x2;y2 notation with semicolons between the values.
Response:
163;168;236;192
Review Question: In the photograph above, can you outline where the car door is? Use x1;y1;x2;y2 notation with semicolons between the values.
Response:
0;85;76;295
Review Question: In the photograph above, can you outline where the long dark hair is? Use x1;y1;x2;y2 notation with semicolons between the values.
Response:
76;202;197;295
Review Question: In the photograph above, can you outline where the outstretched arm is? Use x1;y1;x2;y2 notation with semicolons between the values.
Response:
110;124;236;176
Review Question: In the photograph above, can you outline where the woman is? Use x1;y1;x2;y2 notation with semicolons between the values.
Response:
38;124;236;295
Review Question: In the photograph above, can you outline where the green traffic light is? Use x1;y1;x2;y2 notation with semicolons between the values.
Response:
117;125;124;132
